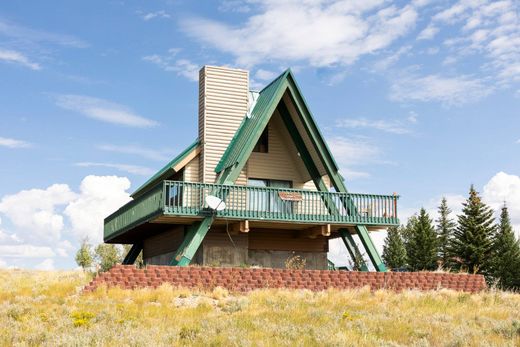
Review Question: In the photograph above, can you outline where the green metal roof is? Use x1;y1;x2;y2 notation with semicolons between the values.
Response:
215;69;290;174
215;68;340;180
131;139;200;198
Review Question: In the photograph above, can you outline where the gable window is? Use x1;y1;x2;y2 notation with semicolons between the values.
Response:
253;128;268;153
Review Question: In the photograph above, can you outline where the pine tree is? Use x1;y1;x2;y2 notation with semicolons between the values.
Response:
94;244;121;272
75;238;93;271
406;208;438;271
382;226;407;270
449;185;496;274
489;204;520;290
436;197;456;268
401;215;417;247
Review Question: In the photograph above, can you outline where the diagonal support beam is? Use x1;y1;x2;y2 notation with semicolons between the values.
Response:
339;229;368;272
170;217;214;266
284;89;387;272
122;242;143;265
278;101;339;215
355;225;386;272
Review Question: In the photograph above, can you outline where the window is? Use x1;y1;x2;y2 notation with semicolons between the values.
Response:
253;128;268;153
247;178;292;213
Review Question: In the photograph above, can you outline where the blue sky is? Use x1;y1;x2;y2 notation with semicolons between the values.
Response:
0;0;519;269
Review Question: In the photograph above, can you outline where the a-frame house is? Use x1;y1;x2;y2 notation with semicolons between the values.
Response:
104;66;399;271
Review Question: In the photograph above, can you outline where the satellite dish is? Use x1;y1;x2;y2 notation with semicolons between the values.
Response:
206;195;226;211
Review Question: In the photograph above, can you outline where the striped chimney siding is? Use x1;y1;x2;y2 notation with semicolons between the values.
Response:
198;66;249;184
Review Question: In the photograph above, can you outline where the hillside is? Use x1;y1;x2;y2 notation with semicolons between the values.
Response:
0;270;519;346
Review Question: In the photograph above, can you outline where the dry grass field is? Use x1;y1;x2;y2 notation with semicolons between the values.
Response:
0;269;519;346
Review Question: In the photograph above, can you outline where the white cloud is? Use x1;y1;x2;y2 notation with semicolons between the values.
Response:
75;162;154;176
35;258;55;270
97;144;172;162
407;111;418;123
483;171;520;234
255;69;278;81
0;18;88;48
0;184;76;241
442;55;458;65
142;10;171;21
429;0;520;86
0;229;22;243
0;245;56;258
373;45;411;71
54;94;158;127
417;24;439;40
389;73;492;106
0;48;40;70
336;117;411;134
0;176;132;267
0;136;31;148
64;175;131;243
327;136;382;179
181;1;420;67
143;49;200;82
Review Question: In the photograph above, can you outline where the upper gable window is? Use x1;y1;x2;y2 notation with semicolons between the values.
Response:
253;128;268;153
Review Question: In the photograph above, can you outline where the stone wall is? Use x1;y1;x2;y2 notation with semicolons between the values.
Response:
84;265;487;293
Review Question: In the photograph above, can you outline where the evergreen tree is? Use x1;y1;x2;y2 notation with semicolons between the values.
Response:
382;226;407;270
489;204;520;290
75;238;93;271
94;243;121;272
436;197;456;268
406;208;438;271
449;185;496;274
401;215;417;247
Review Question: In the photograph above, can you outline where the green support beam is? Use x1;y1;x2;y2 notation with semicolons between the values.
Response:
122;242;143;265
339;229;368;272
278;102;339;213
355;225;387;272
170;217;214;266
284;87;387;272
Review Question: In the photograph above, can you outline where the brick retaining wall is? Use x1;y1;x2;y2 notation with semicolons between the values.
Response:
84;265;487;293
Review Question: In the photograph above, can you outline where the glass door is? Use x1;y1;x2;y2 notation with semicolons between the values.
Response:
269;179;292;214
247;178;292;214
247;179;269;212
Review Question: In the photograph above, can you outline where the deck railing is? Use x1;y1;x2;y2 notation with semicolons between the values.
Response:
163;180;399;225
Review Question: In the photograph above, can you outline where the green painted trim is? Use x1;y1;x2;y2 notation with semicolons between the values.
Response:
339;229;369;272
104;183;165;242
122;242;143;265
278;100;341;214
285;74;340;173
355;225;387;272
170;217;213;266
131;139;200;199
215;70;290;174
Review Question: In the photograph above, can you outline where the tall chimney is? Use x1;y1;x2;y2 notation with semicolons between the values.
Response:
198;66;249;183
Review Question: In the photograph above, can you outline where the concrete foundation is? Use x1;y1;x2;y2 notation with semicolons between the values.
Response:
248;250;327;270
142;225;329;269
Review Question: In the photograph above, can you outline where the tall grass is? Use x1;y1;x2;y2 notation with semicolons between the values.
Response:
0;269;519;346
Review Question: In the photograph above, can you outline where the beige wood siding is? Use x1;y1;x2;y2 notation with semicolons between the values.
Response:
143;225;184;259
247;111;309;185
282;92;328;178
198;66;249;184
184;154;199;183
